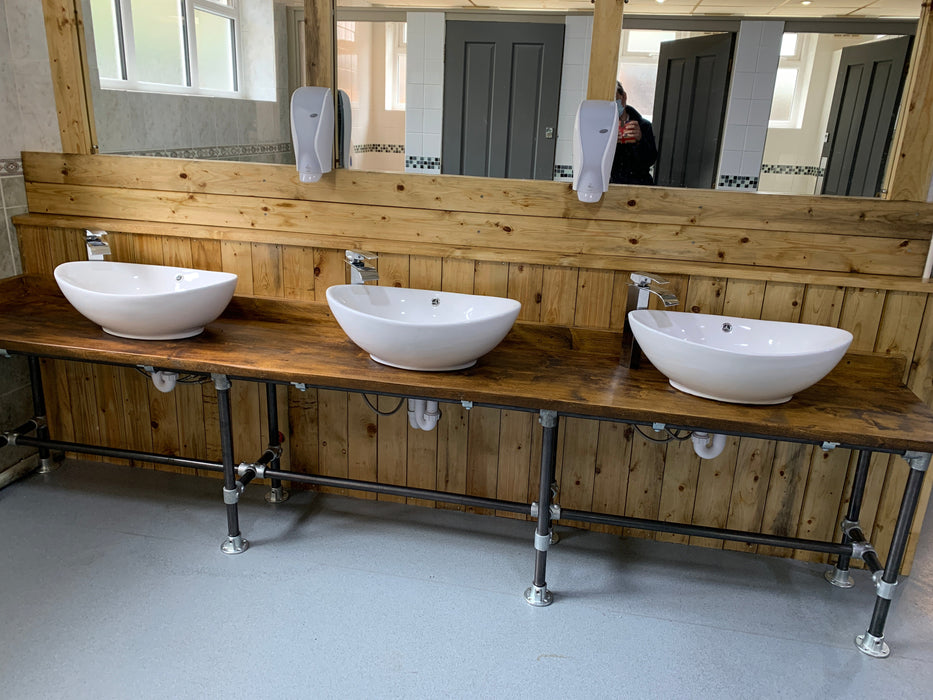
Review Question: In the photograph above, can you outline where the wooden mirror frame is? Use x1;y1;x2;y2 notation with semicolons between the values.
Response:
41;0;933;202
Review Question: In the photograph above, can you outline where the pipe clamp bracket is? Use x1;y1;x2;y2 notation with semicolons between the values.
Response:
0;349;11;358
873;572;898;600
903;451;931;472
851;541;876;560
291;382;307;392
821;441;840;451
212;373;231;391
461;400;473;410
223;484;243;504
534;530;552;552
238;463;264;479
538;410;558;428
841;518;861;537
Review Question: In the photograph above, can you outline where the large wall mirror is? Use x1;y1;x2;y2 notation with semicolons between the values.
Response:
78;0;921;197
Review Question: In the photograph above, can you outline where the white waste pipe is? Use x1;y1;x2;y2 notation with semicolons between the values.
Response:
407;399;441;431
151;370;179;393
691;432;727;460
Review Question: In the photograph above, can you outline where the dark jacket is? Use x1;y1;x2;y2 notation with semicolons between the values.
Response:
610;106;657;186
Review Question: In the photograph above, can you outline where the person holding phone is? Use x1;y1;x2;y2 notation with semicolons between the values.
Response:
610;81;657;185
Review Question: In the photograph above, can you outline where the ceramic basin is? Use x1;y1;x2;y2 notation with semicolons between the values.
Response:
628;309;853;404
326;284;521;371
54;261;238;340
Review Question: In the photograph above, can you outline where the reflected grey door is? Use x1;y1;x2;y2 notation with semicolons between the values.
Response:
821;36;911;197
652;33;734;188
443;21;564;179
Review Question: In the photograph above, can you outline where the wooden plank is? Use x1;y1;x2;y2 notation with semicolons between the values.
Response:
283;246;317;301
314;248;346;299
473;260;509;297
588;0;626;100
190;238;224;273
558;417;600;512
794;447;852;563
757;442;814;557
723;439;776;553
376;394;407;503
162;236;193;268
251;243;285;297
41;358;75;444
839;288;887;351
41;0;96;154
377;252;409;289
287;385;319;475
407;404;439;508
885;3;933;202
305;0;335;89
221;241;254;295
655;438;700;545
508;262;543;322
540;266;579;325
15;226;53;276
25;183;929;276
876;291;927;383
496;410;534;519
466;407;501;515
23;153;933;238
409;255;443;291
437;403;469;511
760;281;804;322
623;433;667;540
688;436;741;549
92;364;129;465
318;388;349;496
347;393;377;499
573;269;615;328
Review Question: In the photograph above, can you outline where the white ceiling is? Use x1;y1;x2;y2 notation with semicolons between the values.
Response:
335;0;922;20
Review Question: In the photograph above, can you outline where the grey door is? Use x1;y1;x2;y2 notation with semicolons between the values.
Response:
443;21;564;179
652;33;734;188
821;36;911;197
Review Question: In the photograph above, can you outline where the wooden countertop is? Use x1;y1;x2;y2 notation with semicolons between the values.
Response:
2;275;933;453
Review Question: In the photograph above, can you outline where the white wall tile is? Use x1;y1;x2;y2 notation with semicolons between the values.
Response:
0;66;24;158
752;75;776;102
565;15;589;39
423;84;443;110
407;83;424;110
6;0;49;63
745;125;768;153
719;149;742;175
741;150;762;177
407;108;423;134
422;132;442;158
748;99;772;127
724;125;747;151
731;72;755;101
406;12;425;34
423;58;443;86
405;133;422;155
423;108;442;134
727;99;750;126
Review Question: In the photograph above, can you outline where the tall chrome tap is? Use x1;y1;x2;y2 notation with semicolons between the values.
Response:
620;272;679;368
345;250;378;284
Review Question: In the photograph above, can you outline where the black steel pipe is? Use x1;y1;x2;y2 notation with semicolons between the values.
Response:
27;356;51;466
868;464;927;638
844;527;883;573
216;379;241;539
265;382;283;491
835;450;874;572
560;508;852;556
533;413;560;589
239;469;257;488
9;419;39;437
12;435;223;472
262;468;530;515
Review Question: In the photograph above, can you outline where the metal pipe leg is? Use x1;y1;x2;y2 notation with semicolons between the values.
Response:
855;451;930;657
215;374;248;555
264;382;289;503
525;409;559;607
28;357;56;474
826;449;873;588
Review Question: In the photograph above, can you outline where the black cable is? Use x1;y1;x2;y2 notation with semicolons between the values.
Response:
362;394;406;416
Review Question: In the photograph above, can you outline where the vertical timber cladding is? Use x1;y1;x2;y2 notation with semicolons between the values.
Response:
13;219;933;573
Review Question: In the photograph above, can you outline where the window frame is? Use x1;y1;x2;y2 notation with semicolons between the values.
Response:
96;0;241;98
768;32;815;130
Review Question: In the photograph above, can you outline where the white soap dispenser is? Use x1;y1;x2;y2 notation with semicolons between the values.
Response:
572;100;619;203
290;86;334;183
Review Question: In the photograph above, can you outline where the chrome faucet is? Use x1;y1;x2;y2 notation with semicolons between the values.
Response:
621;272;679;369
345;249;379;284
85;230;111;260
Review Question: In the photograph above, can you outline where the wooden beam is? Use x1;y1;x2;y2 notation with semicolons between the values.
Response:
587;0;625;101
305;0;335;89
42;0;97;154
886;2;933;202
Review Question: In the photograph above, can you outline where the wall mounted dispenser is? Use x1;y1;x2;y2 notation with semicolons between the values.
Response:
572;100;619;203
337;88;352;169
290;86;334;183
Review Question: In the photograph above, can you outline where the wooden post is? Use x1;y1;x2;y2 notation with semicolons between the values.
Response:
586;0;626;101
42;0;97;155
304;0;335;90
885;2;933;202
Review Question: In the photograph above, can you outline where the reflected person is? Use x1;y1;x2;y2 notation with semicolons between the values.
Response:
610;82;657;185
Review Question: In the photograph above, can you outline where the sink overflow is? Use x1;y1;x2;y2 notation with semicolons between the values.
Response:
431;298;440;306
722;322;733;333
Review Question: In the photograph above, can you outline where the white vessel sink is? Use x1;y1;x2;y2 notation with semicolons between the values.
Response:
54;261;238;340
326;284;521;371
628;309;853;404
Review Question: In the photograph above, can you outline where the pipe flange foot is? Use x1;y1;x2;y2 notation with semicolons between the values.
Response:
37;456;59;474
523;585;553;607
265;487;291;504
824;567;855;589
855;632;890;658
221;535;249;555
550;530;560;546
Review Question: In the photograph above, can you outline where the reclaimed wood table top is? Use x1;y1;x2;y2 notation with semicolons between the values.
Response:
2;275;932;453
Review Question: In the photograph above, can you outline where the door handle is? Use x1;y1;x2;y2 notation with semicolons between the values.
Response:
545;127;554;139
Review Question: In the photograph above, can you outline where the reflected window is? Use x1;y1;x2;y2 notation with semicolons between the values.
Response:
89;0;239;94
385;22;407;111
617;29;711;122
769;33;814;128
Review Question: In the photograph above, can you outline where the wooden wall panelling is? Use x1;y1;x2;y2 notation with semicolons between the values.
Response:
473;260;509;297
466;406;502;515
283;246;317;300
22;153;933;240
221;241;254;294
760;281;804;322
590;422;634;535
376;394;407;504
319;389;349;496
287;385;319;477
16;226;53;275
655;438;701;545
40;358;75;446
558;417;600;514
623;434;667;540
437;402;469;512
25;183;931;276
573;269;615;328
250;243;284;297
540;266;579;325
407;409;439;509
588;0;625;100
756;442;813;557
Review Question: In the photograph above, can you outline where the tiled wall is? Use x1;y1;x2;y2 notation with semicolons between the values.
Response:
717;21;783;191
405;13;444;175
0;0;60;473
554;15;593;182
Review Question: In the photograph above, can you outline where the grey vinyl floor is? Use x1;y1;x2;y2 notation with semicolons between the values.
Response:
2;459;933;699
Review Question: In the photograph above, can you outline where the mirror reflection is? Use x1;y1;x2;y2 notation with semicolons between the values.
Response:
80;1;919;197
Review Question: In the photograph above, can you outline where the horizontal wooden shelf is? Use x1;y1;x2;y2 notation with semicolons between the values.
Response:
3;274;933;453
